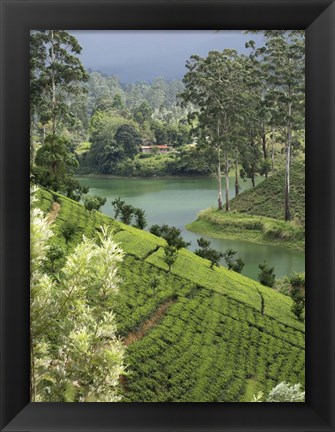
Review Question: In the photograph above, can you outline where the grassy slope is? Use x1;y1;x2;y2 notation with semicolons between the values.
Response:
187;161;305;251
230;161;305;224
187;210;305;251
36;187;305;402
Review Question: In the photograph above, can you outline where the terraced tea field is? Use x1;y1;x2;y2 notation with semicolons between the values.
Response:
36;187;305;402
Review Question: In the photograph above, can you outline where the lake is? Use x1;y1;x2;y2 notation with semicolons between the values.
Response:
76;175;305;281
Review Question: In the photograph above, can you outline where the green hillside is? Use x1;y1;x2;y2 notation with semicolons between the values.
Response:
230;161;305;225
36;187;305;402
186;161;305;251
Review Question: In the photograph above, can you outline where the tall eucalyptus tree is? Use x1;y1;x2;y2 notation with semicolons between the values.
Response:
30;31;88;199
247;31;305;220
30;30;88;138
181;49;248;211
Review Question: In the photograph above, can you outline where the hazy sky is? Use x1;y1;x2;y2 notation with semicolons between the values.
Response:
70;30;264;83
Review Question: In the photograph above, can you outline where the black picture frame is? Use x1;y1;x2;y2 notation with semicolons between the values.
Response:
1;0;334;431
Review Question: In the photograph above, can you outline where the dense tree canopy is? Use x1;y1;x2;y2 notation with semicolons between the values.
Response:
30;30;88;199
180;49;249;210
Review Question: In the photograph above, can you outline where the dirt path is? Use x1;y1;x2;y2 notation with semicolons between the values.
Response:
48;202;61;223
123;297;176;346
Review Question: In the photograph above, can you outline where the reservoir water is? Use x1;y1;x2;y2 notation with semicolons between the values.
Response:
76;176;305;281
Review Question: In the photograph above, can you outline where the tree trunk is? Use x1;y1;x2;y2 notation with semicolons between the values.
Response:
261;133;268;179
285;111;292;221
224;150;230;211
51;30;57;136
217;148;223;210
235;153;239;197
261;133;267;160
271;129;275;173
284;138;291;221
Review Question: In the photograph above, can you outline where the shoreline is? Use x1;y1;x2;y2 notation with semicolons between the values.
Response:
186;210;305;253
75;173;214;180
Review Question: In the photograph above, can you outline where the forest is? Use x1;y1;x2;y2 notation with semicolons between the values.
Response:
30;30;305;403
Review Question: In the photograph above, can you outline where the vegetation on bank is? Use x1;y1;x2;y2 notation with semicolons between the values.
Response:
230;161;305;225
186;161;305;251
35;187;305;402
186;210;304;252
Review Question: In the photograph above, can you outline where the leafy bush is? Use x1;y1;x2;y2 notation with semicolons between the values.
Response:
133;208;147;229
83;194;106;212
150;224;190;250
289;272;305;288
290;274;305;322
223;249;245;273
31;191;125;402
267;382;305;402
163;245;178;272
45;244;66;272
138;153;152;159
274;276;291;296
195;237;224;269
61;221;77;243
258;261;276;287
111;198;146;229
252;382;305;402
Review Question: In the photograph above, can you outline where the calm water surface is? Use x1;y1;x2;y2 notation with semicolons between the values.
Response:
76;176;305;281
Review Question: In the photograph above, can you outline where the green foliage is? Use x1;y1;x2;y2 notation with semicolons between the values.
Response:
290;274;305;322
267;382;305;402
30;30;88;138
83;194;107;212
31;189;125;402
188;204;304;252
289;272;305;288
33;135;86;201
196;237;211;249
252;381;305;402
61;221;77;243
75;74;193;175
246;31;305;221
133;208;147;230
114;124;142;159
180;49;252;210
240;140;262;187
195;237;224;269
111;198;147;229
258;262;276;287
112;93;125;111
163;245;178;272
223;249;245;273
86;111;134;173
150;224;190;250
133;101;153;125
231;161;305;225
150;275;161;298
45;243;66;272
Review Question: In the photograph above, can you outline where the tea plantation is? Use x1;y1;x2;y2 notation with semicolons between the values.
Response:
230;161;305;225
36;187;305;402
